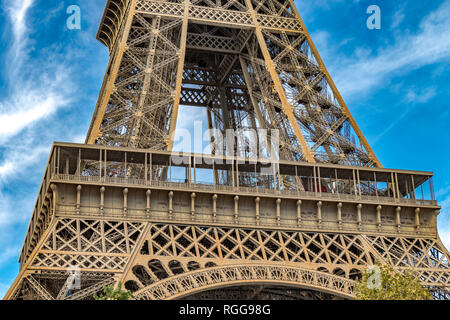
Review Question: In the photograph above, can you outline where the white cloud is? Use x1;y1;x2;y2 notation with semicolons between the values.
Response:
7;0;34;41
390;5;406;30
326;0;450;98
5;0;35;68
403;87;437;104
0;145;48;180
0;91;70;142
0;0;74;172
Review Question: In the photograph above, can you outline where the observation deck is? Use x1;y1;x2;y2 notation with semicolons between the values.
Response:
19;142;441;267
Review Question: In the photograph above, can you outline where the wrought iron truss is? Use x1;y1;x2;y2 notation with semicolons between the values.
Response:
4;0;450;301
4;144;450;300
87;0;380;167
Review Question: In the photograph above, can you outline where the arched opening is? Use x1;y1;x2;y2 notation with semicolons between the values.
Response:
148;259;169;280
124;280;140;293
168;260;185;275
205;262;217;268
349;268;362;281
317;267;329;273
187;261;201;271
332;268;346;277
132;265;153;286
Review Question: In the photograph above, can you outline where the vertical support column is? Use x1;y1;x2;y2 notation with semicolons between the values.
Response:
376;205;382;232
286;0;381;167
276;198;281;226
396;206;401;233
243;0;315;163
239;57;270;135
130;17;161;145
296;200;302;227
87;0;139;143
100;187;105;215
146;189;151;217
415;208;421;233
168;191;174;219
337;202;343;230
356;204;362;231
123;188;128;217
317;201;322;228
212;194;218;223
234;196;239;224
50;184;58;220
255;197;261;226
99;149;102;180
76;185;82;214
167;0;191;151
190;193;196;221
100;221;106;253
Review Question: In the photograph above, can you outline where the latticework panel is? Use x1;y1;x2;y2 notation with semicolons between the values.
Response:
95;12;185;149
31;218;145;272
366;235;450;288
140;224;374;267
88;0;381;168
13;271;115;300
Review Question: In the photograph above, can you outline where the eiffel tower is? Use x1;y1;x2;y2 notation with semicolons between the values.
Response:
4;0;450;300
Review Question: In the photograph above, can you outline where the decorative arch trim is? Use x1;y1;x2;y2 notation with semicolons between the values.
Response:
134;264;356;300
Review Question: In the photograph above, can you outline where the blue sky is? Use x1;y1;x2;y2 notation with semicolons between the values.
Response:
0;0;449;297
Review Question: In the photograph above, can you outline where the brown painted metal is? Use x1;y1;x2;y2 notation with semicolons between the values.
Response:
4;0;450;300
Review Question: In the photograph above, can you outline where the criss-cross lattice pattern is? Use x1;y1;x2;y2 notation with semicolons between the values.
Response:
132;224;374;268
31;218;145;271
366;235;450;288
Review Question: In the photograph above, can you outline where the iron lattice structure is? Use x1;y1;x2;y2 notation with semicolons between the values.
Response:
4;0;450;300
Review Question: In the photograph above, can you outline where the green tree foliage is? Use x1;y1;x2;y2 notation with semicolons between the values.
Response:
93;282;134;300
354;264;432;300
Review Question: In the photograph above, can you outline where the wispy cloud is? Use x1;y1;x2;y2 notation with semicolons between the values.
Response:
0;1;74;166
371;86;437;144
0;80;71;143
5;0;34;69
0;0;105;294
331;0;450;98
0;0;75;270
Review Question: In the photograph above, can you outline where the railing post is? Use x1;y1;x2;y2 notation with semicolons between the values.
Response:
337;202;343;230
234;196;239;224
212;194;218;223
76;185;82;214
356;204;362;231
316;201;322;228
415;208;420;233
100;187;105;215
255;197;260;226
168;191;174;219
396;206;401;233
297;200;302;227
50;184;58;219
146;189;151;218
190;193;196;221
276;198;281;226
376;205;382;232
123;188;128;217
